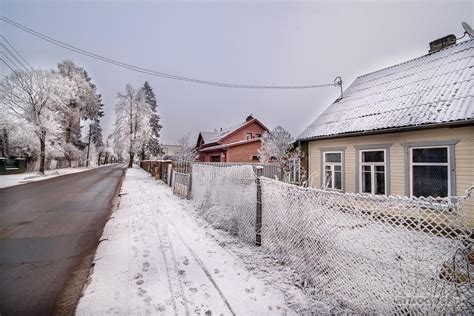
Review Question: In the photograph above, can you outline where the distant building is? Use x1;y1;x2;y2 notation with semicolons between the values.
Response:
297;36;473;226
196;115;269;162
161;144;182;157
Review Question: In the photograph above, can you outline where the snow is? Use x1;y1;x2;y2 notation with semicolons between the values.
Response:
297;39;474;140
0;165;108;189
76;166;320;315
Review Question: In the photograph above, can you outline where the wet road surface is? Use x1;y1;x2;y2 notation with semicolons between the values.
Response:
0;164;127;315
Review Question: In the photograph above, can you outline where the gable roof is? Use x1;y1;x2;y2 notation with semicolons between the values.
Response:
297;39;474;141
197;117;268;147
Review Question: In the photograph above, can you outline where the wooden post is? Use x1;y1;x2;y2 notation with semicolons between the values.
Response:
255;166;263;246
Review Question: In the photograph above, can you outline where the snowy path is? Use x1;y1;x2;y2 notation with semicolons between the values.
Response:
76;167;305;315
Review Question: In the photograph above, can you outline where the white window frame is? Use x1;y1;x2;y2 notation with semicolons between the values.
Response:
359;149;387;196
409;146;450;197
323;151;343;191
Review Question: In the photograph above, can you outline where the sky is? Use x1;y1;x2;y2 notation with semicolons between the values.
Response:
1;0;472;144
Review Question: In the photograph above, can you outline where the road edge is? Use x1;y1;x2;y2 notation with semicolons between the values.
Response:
53;165;128;316
0;164;117;190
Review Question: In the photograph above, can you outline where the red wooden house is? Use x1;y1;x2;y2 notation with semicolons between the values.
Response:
196;115;269;162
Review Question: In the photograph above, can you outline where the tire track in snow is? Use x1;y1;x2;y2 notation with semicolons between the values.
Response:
155;212;191;315
167;220;237;316
150;204;180;316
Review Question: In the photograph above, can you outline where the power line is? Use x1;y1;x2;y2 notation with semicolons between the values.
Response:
0;51;24;74
0;58;19;74
0;43;29;72
0;35;33;70
0;16;340;90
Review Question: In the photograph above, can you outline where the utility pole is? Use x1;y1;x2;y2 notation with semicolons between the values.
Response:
86;124;92;167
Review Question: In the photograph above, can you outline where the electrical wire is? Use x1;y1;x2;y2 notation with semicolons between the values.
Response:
1;16;339;90
0;35;33;70
0;43;29;72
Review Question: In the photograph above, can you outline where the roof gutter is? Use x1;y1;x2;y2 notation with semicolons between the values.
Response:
297;120;474;142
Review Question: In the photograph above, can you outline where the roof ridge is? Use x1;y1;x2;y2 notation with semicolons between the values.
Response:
355;38;473;80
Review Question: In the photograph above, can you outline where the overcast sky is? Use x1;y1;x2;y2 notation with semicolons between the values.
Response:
1;0;472;144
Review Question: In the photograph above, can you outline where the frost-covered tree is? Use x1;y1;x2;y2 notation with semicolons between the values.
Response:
0;69;77;173
142;81;161;158
175;133;197;162
258;126;305;183
112;84;152;168
57;60;103;144
258;126;293;165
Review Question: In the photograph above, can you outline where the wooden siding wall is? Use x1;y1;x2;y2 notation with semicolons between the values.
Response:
308;126;474;226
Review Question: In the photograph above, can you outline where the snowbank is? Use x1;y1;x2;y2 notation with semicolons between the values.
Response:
0;164;112;189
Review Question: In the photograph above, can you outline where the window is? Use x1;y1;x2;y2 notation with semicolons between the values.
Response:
289;157;301;184
323;152;343;190
246;133;253;140
256;133;262;138
359;149;386;195
411;147;449;198
210;155;220;162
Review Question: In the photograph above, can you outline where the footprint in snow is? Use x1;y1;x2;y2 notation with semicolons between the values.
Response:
214;269;220;274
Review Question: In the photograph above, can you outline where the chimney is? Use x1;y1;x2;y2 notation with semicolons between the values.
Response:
429;34;456;53
246;114;254;122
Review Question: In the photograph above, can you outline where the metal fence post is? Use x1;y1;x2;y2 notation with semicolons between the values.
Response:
256;166;263;246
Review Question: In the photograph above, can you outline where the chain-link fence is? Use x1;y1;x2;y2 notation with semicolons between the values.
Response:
192;163;257;244
189;164;473;314
260;178;473;314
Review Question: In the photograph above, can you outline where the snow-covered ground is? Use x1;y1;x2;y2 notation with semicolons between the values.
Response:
0;165;111;189
76;166;320;315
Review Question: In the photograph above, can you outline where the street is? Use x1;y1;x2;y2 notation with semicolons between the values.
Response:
0;164;127;315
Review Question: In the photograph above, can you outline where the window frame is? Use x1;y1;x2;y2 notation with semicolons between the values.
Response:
355;144;392;196
409;145;450;197
321;150;344;191
402;140;458;198
246;133;253;140
359;149;387;195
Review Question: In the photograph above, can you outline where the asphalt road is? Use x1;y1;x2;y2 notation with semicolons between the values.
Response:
0;164;127;315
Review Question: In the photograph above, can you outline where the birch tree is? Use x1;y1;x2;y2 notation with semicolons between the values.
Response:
0;70;77;174
112;84;152;168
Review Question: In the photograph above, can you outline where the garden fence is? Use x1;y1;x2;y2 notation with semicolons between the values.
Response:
190;163;473;314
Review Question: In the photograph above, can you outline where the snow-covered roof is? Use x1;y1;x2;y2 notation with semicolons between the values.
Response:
198;117;267;146
200;122;247;144
297;39;474;141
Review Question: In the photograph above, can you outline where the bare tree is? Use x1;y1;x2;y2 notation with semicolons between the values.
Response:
175;133;197;162
0;70;77;174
